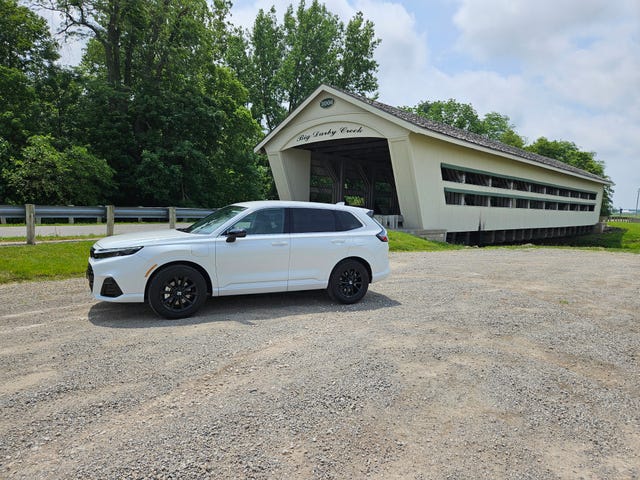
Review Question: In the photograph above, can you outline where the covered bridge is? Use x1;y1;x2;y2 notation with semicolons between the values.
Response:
255;85;610;244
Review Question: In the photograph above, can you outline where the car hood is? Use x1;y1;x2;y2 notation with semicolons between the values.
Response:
92;229;200;250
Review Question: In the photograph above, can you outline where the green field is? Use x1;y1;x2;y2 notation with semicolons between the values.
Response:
538;221;640;252
388;230;460;252
0;222;637;284
0;241;95;284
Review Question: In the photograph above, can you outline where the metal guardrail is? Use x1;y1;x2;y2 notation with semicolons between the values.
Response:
0;205;215;222
608;216;640;223
0;204;217;244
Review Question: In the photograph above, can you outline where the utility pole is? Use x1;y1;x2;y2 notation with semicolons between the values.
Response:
636;187;640;217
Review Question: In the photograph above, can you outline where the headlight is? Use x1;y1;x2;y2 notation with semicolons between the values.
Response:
90;246;143;259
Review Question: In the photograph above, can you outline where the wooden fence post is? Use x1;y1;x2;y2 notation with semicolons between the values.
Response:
26;204;36;245
106;205;115;236
168;207;176;229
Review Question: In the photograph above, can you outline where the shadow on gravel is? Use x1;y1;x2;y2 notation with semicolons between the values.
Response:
88;290;400;329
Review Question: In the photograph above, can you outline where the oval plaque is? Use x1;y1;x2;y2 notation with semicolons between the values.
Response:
320;97;335;109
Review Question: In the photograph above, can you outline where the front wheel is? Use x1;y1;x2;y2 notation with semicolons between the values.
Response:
147;265;207;319
327;260;369;304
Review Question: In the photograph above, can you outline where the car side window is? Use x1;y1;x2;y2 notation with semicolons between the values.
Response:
335;211;363;231
231;208;285;235
290;208;337;233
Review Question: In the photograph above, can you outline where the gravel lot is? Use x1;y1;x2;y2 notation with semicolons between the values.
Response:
1;248;638;479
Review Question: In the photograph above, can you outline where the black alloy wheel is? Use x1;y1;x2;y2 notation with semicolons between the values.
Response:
328;259;369;304
148;265;207;319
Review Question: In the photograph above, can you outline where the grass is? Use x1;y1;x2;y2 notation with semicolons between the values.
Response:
388;230;460;252
0;223;637;284
0;241;94;284
538;221;640;253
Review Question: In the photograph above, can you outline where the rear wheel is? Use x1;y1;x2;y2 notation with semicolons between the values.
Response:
328;259;369;304
148;265;207;319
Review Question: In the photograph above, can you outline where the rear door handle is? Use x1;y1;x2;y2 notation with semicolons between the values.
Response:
331;239;346;244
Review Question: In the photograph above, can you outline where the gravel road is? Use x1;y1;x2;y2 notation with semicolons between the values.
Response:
1;248;639;479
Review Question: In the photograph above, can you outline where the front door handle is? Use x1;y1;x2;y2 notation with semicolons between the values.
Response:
271;241;288;247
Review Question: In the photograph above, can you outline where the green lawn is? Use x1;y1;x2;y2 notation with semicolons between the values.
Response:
539;221;640;253
0;223;637;284
0;241;94;284
388;230;460;252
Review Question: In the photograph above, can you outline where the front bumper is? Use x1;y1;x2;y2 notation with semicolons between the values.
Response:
87;257;147;303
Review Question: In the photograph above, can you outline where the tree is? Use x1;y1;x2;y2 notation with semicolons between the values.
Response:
409;99;484;134
38;0;267;206
0;0;59;152
2;135;114;204
0;0;88;204
226;7;286;132
481;112;526;148
405;100;526;148
280;0;342;114
0;0;58;75
229;0;381;130
337;11;380;95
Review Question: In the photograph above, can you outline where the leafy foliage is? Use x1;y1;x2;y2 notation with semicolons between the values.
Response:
0;0;114;204
0;0;58;74
15;0;267;207
405;99;526;148
3;135;114;204
228;0;381;130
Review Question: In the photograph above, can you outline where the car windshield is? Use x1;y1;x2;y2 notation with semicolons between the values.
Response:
183;205;247;234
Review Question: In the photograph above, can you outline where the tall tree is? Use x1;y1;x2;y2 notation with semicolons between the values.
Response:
481;112;525;148
336;11;380;95
37;0;266;206
3;135;114;205
409;99;484;134
406;99;525;148
228;0;381;130
280;0;341;114
0;0;59;149
226;7;286;132
0;0;100;203
0;0;58;74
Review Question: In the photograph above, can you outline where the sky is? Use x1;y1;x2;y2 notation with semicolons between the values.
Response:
52;0;640;209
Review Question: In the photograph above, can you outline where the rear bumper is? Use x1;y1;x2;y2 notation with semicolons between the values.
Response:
372;265;391;283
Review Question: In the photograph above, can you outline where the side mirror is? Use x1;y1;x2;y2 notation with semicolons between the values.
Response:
225;228;247;243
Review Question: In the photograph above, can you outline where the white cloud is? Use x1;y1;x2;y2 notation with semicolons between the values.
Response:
452;0;640;111
360;1;429;104
453;0;632;61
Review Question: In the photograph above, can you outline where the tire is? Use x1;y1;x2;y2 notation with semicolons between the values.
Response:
327;259;369;304
147;265;207;319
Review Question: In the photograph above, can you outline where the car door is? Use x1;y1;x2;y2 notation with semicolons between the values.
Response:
215;207;290;295
287;207;355;291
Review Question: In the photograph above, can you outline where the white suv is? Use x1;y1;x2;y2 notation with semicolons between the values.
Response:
87;201;390;319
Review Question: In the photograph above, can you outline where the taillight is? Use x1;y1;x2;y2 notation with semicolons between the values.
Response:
376;230;388;242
